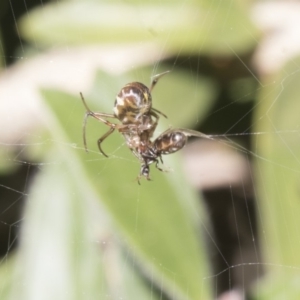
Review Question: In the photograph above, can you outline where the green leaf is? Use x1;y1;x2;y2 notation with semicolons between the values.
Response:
19;0;259;56
4;147;161;300
0;255;15;299
252;272;300;300
252;57;300;298
31;70;212;299
7;150;108;300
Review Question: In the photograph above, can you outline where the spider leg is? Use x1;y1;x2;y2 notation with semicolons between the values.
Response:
143;110;166;140
83;110;117;154
82;111;91;152
80;92;120;153
148;71;169;121
151;108;167;119
149;70;170;92
97;127;115;157
80;92;116;121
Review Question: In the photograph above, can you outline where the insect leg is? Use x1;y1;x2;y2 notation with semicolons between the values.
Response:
154;159;165;172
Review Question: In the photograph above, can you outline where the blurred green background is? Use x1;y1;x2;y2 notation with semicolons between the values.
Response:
1;0;300;299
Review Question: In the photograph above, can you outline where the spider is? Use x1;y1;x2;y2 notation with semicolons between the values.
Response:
81;72;212;183
80;71;169;157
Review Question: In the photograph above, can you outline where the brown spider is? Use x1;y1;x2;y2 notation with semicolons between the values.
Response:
80;71;169;157
81;72;212;183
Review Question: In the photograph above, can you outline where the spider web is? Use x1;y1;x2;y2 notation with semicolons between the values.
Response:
1;1;300;300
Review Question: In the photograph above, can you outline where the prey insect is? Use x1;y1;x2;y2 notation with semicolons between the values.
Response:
123;127;212;183
81;72;212;183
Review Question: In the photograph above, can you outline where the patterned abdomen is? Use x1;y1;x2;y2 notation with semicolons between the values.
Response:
154;130;187;155
114;82;152;125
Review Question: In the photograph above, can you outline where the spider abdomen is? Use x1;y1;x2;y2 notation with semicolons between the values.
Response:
114;82;152;124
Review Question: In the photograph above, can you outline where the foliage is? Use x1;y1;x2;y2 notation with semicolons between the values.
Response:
1;0;299;299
